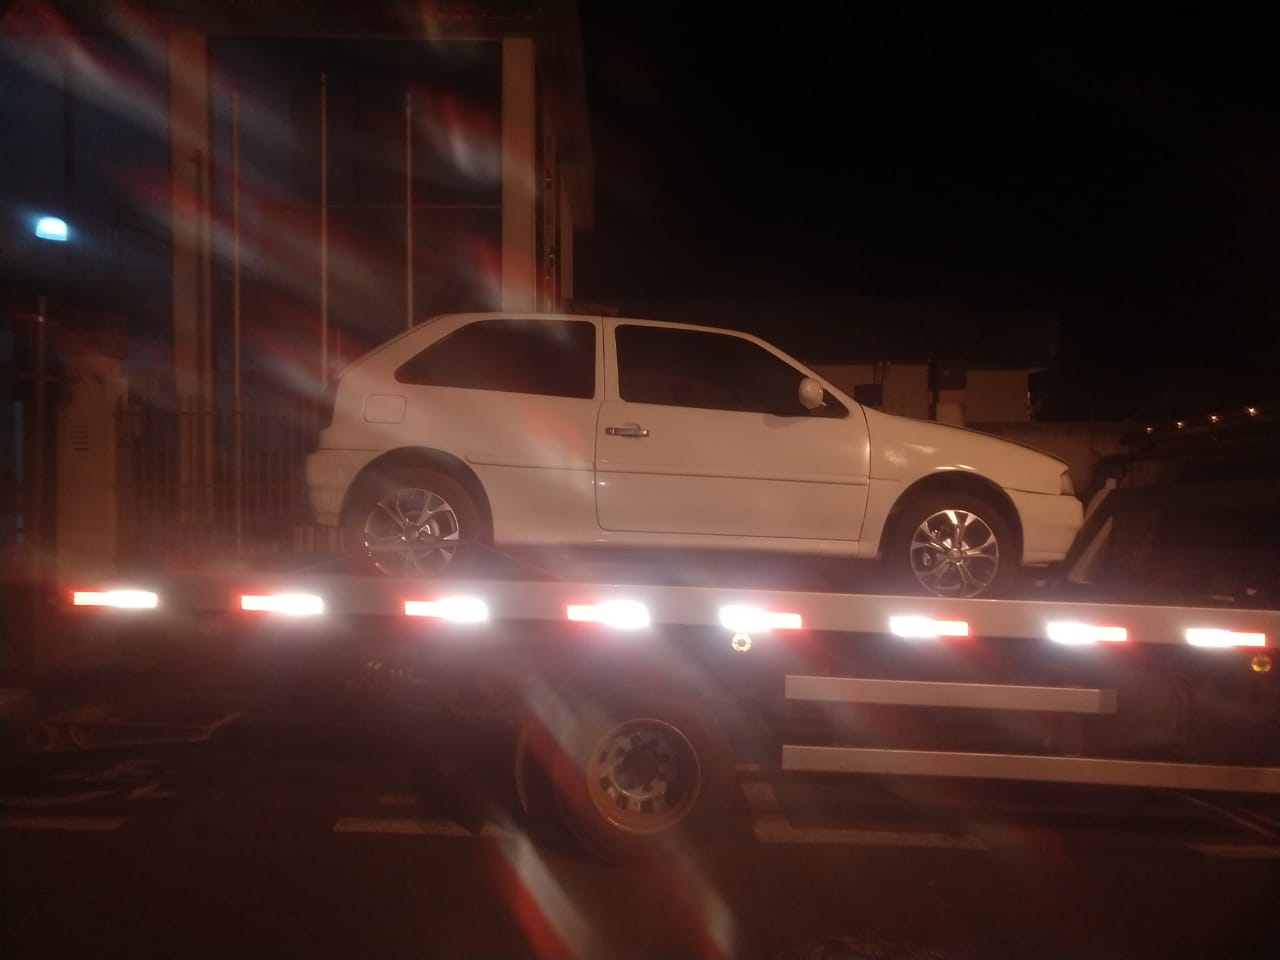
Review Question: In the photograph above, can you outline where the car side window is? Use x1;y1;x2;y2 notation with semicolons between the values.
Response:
615;325;847;418
395;318;596;399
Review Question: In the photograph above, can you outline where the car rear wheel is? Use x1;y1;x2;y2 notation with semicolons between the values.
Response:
521;683;734;863
885;491;1016;598
348;468;482;577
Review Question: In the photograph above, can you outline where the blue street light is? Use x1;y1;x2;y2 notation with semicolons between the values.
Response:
34;216;69;241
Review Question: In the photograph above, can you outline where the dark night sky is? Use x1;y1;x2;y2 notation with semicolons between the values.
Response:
575;5;1278;416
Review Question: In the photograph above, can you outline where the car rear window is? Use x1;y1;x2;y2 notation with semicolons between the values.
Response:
395;318;596;399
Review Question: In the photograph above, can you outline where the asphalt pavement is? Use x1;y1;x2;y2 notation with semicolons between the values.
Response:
3;613;1278;959
2;674;1278;960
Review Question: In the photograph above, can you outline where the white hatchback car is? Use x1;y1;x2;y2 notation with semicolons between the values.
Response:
305;313;1082;597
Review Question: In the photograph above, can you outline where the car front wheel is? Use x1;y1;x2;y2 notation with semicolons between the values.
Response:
885;491;1015;598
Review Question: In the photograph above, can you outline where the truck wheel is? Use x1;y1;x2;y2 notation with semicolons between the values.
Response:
532;686;734;863
347;467;482;577
884;491;1016;598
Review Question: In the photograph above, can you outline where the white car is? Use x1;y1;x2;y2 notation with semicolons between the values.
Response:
305;313;1082;597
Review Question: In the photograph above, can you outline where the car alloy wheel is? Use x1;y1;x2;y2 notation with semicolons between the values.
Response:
362;485;462;576
908;506;1001;598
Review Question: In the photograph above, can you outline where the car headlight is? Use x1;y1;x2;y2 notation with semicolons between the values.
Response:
1060;470;1075;496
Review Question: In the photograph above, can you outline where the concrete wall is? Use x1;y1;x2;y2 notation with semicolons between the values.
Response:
966;369;1031;423
884;364;931;420
813;363;1034;425
815;359;1129;494
812;363;932;420
811;364;874;399
970;421;1132;497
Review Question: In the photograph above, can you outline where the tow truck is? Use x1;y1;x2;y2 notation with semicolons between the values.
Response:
68;559;1279;862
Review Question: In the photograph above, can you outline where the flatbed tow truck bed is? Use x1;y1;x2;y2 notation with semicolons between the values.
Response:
67;568;1279;860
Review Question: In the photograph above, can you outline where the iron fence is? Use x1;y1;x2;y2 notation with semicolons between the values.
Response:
1;299;56;673
116;391;342;567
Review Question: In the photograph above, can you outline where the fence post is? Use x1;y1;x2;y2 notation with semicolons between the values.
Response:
405;89;414;330
31;295;48;673
232;88;243;556
320;71;329;381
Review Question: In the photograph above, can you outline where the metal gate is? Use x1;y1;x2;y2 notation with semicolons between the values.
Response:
0;299;56;672
115;383;339;568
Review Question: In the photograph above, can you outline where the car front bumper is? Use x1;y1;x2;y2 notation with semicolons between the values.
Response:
1009;489;1084;564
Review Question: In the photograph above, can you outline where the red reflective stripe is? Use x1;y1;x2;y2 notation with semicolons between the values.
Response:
1186;629;1267;648
240;594;324;615
1048;622;1128;644
403;597;489;622
71;590;158;609
889;616;969;639
565;600;650;629
718;605;804;632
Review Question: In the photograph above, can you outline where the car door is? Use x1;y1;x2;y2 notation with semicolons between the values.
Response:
595;321;869;542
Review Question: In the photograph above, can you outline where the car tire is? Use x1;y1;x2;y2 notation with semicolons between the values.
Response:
346;467;484;577
522;682;734;863
884;490;1016;598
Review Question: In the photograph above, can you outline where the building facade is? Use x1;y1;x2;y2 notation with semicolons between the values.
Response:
0;0;593;587
1;0;593;402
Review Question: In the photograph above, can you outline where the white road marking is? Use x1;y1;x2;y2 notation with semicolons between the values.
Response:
333;817;512;839
1238;807;1280;830
751;814;988;850
1188;842;1280;860
740;780;783;814
376;793;420;807
81;757;162;785
1;790;115;808
1177;793;1279;840
128;781;179;801
1;815;126;831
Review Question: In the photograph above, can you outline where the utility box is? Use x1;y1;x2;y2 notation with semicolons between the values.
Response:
56;351;127;584
930;359;967;426
852;383;883;408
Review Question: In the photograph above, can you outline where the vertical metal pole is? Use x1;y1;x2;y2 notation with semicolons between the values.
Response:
405;90;414;330
31;295;48;672
320;72;329;381
186;150;213;525
232;89;243;555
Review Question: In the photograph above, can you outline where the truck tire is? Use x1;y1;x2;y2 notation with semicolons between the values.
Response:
524;683;734;863
884;490;1016;598
346;467;483;577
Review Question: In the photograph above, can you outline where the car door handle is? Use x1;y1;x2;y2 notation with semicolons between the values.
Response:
605;423;649;438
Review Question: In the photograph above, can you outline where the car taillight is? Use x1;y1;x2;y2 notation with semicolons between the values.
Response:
316;381;338;430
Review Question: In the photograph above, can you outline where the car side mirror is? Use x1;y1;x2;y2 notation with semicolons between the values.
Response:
798;377;826;410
